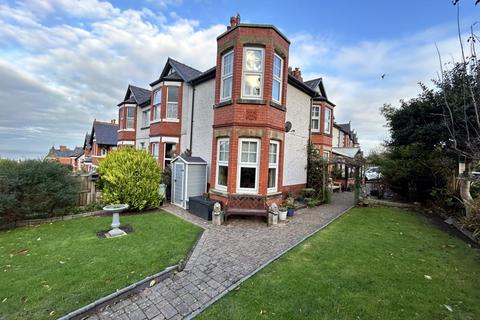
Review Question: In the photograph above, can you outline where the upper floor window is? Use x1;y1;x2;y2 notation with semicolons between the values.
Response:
311;105;320;132
221;51;233;101
242;48;264;99
119;107;124;129
272;54;283;103
142;109;150;128
324;107;332;134
166;86;179;119
153;89;162;120
126;107;135;129
216;138;229;190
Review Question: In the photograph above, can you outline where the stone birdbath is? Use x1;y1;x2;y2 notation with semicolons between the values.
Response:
103;204;129;238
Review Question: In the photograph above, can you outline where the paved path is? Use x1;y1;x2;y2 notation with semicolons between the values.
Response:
88;192;354;320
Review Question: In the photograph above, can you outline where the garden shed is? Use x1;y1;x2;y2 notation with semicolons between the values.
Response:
171;155;208;209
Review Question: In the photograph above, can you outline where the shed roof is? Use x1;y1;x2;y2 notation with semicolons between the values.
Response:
172;155;207;164
332;147;361;159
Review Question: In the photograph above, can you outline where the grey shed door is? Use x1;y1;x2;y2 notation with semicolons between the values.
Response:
173;162;184;206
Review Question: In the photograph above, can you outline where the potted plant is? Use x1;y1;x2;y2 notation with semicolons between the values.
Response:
285;197;295;217
278;206;288;221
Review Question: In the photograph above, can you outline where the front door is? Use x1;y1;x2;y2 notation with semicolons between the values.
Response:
173;162;184;206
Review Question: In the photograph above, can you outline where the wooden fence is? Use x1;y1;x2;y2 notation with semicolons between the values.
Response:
74;174;97;206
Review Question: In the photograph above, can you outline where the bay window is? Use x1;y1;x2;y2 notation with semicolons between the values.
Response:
272;54;283;103
166;86;179;119
268;141;279;192
237;138;260;193
221;51;233;101
153;89;161;121
142;109;150;127
311;105;320;132
324;107;332;134
242;48;264;99
216;138;229;190
126;107;135;129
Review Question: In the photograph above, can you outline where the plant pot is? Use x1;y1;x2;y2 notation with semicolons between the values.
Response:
287;208;295;217
279;210;287;221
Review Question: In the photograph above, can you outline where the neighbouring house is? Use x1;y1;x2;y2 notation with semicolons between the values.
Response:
45;145;84;172
85;120;118;171
331;122;362;190
117;84;152;149
80;133;93;172
114;15;361;210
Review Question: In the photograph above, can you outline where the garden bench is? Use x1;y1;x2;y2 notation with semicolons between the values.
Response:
225;194;268;221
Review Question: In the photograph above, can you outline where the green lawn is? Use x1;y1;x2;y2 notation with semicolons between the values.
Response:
0;212;202;320
199;207;480;320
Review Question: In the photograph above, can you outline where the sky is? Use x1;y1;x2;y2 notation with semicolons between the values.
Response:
0;0;479;159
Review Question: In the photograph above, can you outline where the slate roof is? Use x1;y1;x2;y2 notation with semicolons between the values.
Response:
173;155;207;164
83;133;91;149
91;121;118;146
152;58;203;85
119;85;151;106
304;77;328;99
337;122;351;134
48;146;84;158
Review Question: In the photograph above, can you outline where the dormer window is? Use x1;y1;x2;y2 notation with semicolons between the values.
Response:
221;50;233;101
272;54;283;103
153;89;162;120
242;47;264;99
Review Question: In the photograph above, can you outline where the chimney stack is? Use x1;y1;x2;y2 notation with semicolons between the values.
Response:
228;13;241;30
59;145;67;151
290;67;303;82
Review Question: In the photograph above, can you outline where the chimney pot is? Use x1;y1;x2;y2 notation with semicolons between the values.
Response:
111;119;116;124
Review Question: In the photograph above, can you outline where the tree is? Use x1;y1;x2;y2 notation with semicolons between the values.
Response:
98;148;162;210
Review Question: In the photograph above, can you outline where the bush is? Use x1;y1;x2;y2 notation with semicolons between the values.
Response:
0;159;77;224
98;148;161;210
306;143;328;200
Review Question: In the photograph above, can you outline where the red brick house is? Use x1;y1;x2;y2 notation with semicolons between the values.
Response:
115;16;360;209
83;120;118;171
45;145;84;172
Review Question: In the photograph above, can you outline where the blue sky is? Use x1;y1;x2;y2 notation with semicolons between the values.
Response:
0;0;478;159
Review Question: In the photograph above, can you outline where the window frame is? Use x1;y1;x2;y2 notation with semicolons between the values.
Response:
311;105;320;132
164;142;176;168
119;107;124;130
220;50;234;101
126;106;135;129
151;142;159;159
166;86;179;120
153;88;162;121
272;53;283;103
324;107;332;134
268;140;280;193
216;138;229;191
241;47;264;100
237;138;260;193
142;109;150;128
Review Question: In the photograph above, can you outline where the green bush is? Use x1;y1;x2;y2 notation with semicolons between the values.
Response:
98;148;161;210
0;159;77;224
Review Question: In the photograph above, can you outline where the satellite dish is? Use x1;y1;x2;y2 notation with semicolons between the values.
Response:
285;121;292;132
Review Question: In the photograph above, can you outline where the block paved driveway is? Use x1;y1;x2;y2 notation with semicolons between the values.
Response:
88;192;354;320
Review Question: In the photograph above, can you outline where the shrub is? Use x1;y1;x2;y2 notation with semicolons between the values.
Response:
98;148;161;210
0;159;77;224
306;143;328;200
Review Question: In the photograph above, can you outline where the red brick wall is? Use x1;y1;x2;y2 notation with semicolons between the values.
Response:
149;83;183;137
117;106;137;143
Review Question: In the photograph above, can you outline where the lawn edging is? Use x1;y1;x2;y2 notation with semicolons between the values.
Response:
186;205;355;320
1;210;106;230
58;265;178;320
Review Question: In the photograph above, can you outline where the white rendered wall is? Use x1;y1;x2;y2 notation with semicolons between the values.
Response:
136;105;150;150
283;84;310;187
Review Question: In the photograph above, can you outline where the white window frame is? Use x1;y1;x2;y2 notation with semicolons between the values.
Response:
101;147;107;156
164;142;176;168
311;105;320;132
324;107;332;134
220;50;233;101
241;47;264;100
272;53;283;103
119;107;124;130
323;151;330;160
126;106;135;129
216;138;229;191
153;89;162;121
237;138;260;193
151;142;159;159
142;109;150;128
166;86;179;120
268;140;280;193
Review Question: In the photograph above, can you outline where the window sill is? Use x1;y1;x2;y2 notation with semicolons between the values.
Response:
162;118;179;123
210;188;229;197
237;98;266;105
266;191;282;198
269;100;286;111
117;129;135;132
214;99;232;108
151;119;162;124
